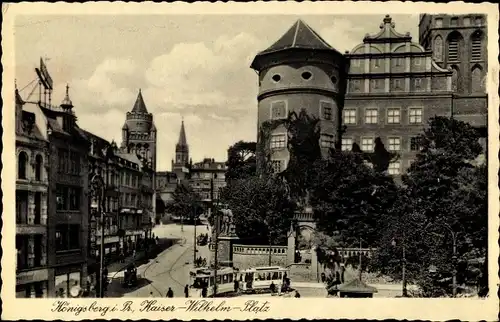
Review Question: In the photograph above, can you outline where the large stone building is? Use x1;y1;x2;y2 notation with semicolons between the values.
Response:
418;14;488;131
250;19;348;172
343;15;456;175
252;15;488;175
15;89;51;297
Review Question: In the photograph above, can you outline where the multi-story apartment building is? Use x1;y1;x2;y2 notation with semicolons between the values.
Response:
116;152;146;253
83;132;121;283
189;158;227;213
21;85;91;298
15;89;50;298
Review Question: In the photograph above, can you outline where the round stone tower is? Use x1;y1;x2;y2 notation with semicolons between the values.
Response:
121;89;157;171
250;19;348;172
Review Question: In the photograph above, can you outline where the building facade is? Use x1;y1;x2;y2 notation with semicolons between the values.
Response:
121;89;157;225
252;15;488;177
27;86;91;298
418;14;488;131
250;19;348;172
84;133;121;282
343;15;454;175
15;89;51;298
189;158;227;213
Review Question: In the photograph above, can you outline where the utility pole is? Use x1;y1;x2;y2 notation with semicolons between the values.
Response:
402;231;407;297
212;184;219;297
193;205;197;266
358;238;362;281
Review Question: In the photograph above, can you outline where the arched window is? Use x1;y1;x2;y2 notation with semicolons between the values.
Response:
433;36;443;61
18;151;28;179
35;155;43;181
470;31;483;61
451;65;460;92
471;65;484;93
447;32;461;62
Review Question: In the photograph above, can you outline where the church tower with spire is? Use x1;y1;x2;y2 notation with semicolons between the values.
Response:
171;119;190;180
121;89;157;171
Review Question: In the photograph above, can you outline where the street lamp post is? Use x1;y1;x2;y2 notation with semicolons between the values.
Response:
391;232;407;297
193;205;197;266
91;170;105;298
427;222;459;297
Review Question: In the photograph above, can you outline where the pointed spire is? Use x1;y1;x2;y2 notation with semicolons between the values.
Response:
131;88;148;113
177;119;188;147
61;83;73;108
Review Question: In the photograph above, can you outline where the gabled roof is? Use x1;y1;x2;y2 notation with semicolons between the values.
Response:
363;15;411;42
81;129;111;158
117;152;142;167
257;19;337;56
131;89;148;113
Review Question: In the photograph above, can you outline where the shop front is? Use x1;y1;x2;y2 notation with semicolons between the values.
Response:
16;268;49;298
53;265;85;298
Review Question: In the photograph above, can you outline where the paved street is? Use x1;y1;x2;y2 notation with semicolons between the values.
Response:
107;222;211;298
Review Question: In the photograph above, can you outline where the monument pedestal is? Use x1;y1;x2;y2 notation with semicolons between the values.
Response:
216;236;239;267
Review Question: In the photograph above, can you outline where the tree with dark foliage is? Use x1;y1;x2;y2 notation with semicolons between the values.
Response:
372;116;487;297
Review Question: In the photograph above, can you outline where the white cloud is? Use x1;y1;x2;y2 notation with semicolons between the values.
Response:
320;18;368;53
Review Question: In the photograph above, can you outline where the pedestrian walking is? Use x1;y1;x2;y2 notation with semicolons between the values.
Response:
167;287;174;298
201;286;207;298
184;284;189;298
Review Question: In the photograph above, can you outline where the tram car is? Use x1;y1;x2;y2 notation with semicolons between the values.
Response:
189;267;237;297
238;266;290;293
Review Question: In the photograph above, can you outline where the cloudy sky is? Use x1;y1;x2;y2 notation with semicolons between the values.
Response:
15;14;418;171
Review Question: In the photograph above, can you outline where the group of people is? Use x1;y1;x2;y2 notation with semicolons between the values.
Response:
194;256;207;268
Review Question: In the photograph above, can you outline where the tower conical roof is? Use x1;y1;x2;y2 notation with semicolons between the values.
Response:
131;89;148;113
258;19;336;55
176;120;188;147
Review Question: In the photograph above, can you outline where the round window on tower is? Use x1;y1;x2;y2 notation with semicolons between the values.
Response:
272;74;281;82
330;75;338;84
301;71;312;80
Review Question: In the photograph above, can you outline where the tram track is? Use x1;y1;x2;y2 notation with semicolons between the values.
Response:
142;236;190;296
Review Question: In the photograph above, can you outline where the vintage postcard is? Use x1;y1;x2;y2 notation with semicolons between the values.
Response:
1;1;499;320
